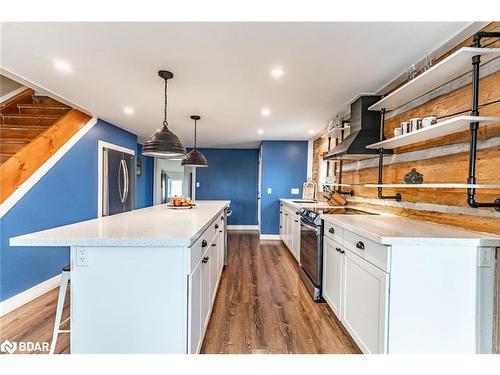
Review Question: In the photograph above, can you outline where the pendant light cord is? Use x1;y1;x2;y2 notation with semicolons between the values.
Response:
194;118;197;149
163;78;168;128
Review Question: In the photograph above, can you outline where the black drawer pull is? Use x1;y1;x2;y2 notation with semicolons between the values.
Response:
202;240;208;247
202;256;209;263
221;216;224;221
296;211;299;215
215;224;219;229
328;227;335;234
212;243;216;247
356;241;365;250
336;247;341;252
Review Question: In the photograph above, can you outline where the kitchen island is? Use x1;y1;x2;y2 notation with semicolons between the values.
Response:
10;200;230;354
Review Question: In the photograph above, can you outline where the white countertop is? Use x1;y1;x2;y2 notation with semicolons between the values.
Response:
10;200;230;248
321;214;500;246
280;198;333;210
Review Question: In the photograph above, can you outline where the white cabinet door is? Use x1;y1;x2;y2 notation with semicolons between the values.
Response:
201;247;211;330
291;217;300;261
283;211;291;248
188;259;202;354
322;237;343;320
209;241;218;304
343;250;389;354
279;205;284;238
217;231;224;279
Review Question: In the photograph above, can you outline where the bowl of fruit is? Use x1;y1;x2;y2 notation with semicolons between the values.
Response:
166;197;196;209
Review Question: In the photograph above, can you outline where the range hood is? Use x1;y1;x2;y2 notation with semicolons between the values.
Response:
323;95;390;160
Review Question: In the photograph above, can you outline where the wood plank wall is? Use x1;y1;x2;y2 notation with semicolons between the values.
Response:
312;22;500;235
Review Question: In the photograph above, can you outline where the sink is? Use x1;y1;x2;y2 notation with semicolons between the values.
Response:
291;200;317;204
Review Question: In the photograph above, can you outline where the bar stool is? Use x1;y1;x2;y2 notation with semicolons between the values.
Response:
50;264;70;354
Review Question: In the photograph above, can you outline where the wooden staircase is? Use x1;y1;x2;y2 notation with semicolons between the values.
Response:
0;88;92;204
1;89;71;164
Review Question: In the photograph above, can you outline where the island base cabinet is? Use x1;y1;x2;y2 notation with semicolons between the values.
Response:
189;259;203;354
342;250;389;354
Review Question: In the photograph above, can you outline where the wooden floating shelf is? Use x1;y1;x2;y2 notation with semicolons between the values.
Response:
321;126;350;139
368;47;500;111
364;183;500;189
322;183;353;187
366;115;500;149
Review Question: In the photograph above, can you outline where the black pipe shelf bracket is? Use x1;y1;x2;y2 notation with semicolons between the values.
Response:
468;31;500;212
335;120;354;196
377;108;402;202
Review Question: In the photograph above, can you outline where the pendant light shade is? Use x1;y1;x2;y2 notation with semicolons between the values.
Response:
182;115;208;167
142;71;187;158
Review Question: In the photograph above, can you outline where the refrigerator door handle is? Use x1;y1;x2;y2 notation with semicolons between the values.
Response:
118;159;126;203
122;159;130;204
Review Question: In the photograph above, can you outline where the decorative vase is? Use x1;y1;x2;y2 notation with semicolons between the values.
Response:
404;168;424;184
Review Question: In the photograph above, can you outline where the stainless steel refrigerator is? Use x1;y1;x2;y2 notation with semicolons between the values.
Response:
102;147;135;216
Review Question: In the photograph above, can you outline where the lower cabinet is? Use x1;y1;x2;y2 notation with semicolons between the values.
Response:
280;203;301;262
342;249;388;354
322;237;343;319
189;227;225;353
323;233;389;354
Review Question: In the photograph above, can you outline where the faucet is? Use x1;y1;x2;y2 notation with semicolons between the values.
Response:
306;178;317;202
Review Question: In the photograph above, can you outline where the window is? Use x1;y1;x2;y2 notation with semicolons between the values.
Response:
168;178;183;198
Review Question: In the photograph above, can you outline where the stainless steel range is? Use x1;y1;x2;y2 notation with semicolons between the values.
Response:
298;206;377;301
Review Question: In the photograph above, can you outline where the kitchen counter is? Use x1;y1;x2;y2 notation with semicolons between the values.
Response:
10;200;230;248
321;214;500;246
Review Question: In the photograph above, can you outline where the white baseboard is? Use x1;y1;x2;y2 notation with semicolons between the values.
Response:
227;225;259;230
260;234;281;240
0;274;61;317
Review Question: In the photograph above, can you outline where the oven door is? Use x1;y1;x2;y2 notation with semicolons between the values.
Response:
300;218;322;287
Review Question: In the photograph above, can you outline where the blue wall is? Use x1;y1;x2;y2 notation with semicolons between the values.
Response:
195;148;259;226
136;144;154;209
261;141;308;235
0;119;154;301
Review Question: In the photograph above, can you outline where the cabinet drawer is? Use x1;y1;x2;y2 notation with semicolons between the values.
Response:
343;230;390;272
323;221;343;244
190;219;218;273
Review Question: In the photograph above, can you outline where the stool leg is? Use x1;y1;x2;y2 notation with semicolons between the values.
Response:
50;271;70;354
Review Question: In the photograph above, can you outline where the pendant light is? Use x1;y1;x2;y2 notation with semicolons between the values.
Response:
182;115;208;167
142;70;187;158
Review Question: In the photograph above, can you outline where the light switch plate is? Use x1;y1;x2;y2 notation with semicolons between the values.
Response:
291;188;299;195
267;187;272;194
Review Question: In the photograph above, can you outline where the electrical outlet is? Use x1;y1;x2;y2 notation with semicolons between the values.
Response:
196;182;200;188
267;187;272;194
479;248;491;267
76;248;89;267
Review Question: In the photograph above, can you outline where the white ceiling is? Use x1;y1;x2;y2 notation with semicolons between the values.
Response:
0;22;472;148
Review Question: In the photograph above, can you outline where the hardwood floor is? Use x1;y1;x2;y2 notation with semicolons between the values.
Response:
201;231;359;354
0;286;70;354
0;231;359;354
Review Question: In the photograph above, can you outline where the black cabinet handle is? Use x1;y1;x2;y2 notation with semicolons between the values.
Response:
339;249;345;254
336;247;341;252
294;220;298;223
329;227;335;234
296;211;299;215
285;213;288;216
215;224;219;229
221;216;224;221
280;211;282;214
202;240;208;247
212;243;216;247
356;241;365;250
202;256;209;263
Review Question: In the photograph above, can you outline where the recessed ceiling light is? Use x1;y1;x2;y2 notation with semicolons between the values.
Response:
308;129;316;135
54;61;72;73
257;129;264;135
271;67;285;77
261;108;271;117
123;107;135;115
